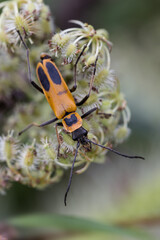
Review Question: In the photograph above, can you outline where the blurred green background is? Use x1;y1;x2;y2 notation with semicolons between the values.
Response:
0;0;160;239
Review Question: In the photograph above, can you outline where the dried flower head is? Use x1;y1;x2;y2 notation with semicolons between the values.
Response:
50;20;112;67
17;141;39;171
0;0;54;50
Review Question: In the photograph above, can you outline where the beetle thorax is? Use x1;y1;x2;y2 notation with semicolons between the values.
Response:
62;112;82;133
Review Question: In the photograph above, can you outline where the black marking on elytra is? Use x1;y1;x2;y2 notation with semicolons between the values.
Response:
46;62;62;85
64;114;78;127
38;67;50;91
57;90;67;96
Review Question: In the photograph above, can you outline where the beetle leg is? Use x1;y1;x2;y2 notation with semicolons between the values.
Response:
76;57;98;106
18;117;58;136
17;30;44;94
81;107;98;119
70;44;87;93
55;123;63;158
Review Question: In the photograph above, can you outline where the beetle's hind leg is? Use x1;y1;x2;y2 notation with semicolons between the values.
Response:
17;30;44;94
18;117;58;136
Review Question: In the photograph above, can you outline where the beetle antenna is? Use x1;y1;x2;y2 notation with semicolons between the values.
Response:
85;138;145;160
64;140;80;206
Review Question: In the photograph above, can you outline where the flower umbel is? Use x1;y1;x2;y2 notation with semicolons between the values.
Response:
0;0;134;195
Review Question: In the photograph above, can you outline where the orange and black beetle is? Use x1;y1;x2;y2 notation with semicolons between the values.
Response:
17;31;144;206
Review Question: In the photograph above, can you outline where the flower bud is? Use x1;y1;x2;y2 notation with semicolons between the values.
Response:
85;55;97;67
52;33;70;48
96;29;109;39
42;140;56;160
114;126;131;144
18;144;39;171
62;42;77;63
0;131;18;162
94;68;109;88
60;131;75;151
0;29;9;50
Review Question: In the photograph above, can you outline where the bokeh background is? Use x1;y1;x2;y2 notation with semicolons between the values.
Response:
0;0;160;239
